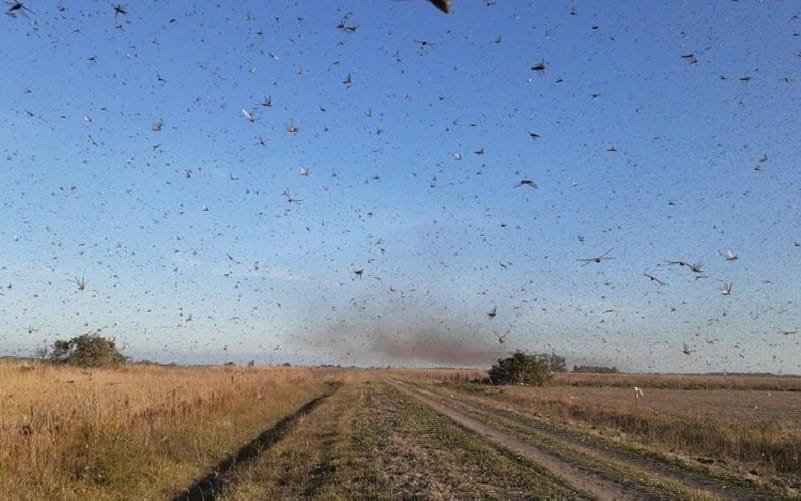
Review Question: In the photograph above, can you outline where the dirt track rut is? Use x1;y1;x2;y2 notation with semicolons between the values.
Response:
389;379;766;500
174;383;340;501
389;380;648;500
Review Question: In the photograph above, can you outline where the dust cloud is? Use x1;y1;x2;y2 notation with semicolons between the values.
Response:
361;322;507;367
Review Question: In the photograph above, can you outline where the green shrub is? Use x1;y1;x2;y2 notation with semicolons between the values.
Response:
488;350;552;386
48;334;126;368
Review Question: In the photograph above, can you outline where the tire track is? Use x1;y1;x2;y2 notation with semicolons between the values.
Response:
388;379;644;500
414;383;771;500
173;382;341;501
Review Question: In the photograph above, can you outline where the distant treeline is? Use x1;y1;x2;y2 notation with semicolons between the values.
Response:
572;365;619;374
697;372;794;377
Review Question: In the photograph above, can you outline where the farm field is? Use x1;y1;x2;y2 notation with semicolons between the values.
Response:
4;1;801;498
1;362;799;499
0;362;340;499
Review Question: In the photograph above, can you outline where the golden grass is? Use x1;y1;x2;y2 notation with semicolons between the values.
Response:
0;362;340;499
383;368;486;384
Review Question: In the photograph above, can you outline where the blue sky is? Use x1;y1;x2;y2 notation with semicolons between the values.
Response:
1;1;800;372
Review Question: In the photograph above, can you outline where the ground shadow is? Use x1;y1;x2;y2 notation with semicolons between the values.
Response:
173;382;341;501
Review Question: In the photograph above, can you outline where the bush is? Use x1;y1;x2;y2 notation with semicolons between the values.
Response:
488;350;552;386
48;334;127;368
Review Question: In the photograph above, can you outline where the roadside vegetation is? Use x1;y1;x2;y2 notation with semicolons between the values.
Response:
0;361;338;499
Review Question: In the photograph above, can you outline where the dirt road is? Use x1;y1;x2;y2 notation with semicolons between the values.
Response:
390;379;778;500
389;380;646;500
216;379;580;499
177;378;784;499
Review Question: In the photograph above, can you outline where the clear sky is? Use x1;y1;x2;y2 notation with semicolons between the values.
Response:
1;1;800;373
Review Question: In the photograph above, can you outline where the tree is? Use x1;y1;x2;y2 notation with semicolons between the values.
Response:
47;334;127;368
488;350;553;386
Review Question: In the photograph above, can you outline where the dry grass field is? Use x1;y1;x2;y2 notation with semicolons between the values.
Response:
555;372;801;392
0;361;339;499
1;361;799;499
